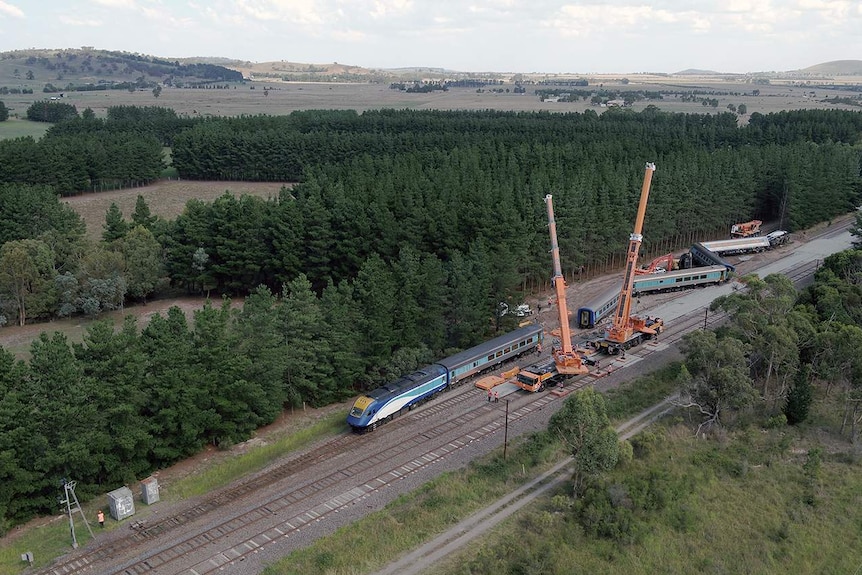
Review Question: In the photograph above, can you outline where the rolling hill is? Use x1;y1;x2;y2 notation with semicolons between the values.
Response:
0;48;243;93
798;60;862;75
2;47;860;90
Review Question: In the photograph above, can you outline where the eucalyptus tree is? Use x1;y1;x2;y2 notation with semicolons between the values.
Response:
711;274;803;401
120;225;164;301
678;330;757;434
549;388;620;497
812;324;862;440
0;239;55;326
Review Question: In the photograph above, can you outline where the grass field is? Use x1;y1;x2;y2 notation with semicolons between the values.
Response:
0;118;49;140
1;76;860;121
426;408;862;575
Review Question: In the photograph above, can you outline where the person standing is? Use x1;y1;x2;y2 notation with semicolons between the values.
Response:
494;390;499;403
487;389;492;402
97;509;105;528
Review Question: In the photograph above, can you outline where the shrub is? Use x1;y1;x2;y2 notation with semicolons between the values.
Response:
765;413;788;429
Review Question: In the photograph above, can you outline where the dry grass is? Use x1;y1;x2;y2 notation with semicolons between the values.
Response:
63;180;291;240
2;76;860;121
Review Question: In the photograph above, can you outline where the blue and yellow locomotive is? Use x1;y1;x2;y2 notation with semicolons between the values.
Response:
347;324;542;431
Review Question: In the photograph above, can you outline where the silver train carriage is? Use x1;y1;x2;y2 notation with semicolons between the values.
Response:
632;264;730;295
576;265;730;329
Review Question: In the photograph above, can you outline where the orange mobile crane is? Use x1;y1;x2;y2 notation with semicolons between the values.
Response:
516;195;589;392
599;163;664;354
730;220;762;238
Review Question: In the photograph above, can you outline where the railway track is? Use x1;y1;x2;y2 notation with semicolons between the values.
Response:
372;394;681;575
36;224;849;575
32;303;760;575
36;364;565;575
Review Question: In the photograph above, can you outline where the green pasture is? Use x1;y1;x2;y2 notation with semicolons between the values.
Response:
0;118;49;140
427;417;862;575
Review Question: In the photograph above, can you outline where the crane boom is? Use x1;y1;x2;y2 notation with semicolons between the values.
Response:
544;195;588;375
606;163;659;346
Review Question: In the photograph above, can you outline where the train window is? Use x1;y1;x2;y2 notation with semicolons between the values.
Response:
504;347;511;353
473;361;478;367
496;351;503;358
487;354;494;361
519;341;526;348
675;277;683;283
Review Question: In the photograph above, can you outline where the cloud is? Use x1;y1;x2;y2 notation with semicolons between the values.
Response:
541;2;838;38
371;0;413;19
796;0;855;24
59;15;103;27
0;1;24;18
543;4;706;36
331;28;368;42
139;4;195;28
234;0;329;26
89;0;138;8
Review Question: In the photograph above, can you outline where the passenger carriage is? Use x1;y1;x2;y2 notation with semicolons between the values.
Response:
347;324;543;432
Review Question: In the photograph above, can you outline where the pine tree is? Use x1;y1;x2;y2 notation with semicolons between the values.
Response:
102;202;129;242
131;195;157;229
785;364;814;425
279;274;335;406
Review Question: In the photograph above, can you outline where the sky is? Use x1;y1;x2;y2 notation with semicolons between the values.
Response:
0;0;859;74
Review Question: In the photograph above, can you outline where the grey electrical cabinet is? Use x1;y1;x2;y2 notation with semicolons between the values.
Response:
107;486;135;521
140;476;160;505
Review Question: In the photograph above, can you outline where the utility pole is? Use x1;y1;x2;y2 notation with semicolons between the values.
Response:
60;479;94;549
503;400;510;460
